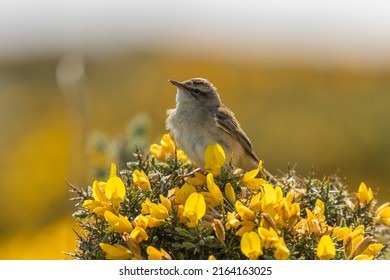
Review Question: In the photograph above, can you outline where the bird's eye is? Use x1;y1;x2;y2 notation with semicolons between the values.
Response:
192;88;201;95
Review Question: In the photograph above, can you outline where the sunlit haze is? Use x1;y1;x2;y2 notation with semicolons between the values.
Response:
1;0;390;67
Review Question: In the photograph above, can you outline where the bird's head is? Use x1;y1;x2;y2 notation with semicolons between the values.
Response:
169;78;221;108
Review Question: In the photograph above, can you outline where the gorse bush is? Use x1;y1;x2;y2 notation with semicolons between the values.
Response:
70;134;390;260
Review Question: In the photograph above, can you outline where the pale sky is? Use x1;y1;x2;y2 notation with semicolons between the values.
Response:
1;0;390;66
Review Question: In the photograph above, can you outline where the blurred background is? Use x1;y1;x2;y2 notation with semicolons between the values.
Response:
0;0;389;259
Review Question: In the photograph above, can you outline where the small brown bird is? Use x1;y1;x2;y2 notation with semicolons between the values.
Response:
166;77;259;171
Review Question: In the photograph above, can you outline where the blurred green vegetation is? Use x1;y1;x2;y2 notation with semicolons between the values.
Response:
0;51;389;258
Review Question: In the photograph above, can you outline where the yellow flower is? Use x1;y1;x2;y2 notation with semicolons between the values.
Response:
375;202;390;226
240;231;263;260
208;255;217;260
339;233;379;260
133;214;149;230
241;161;266;190
174;183;196;204
132;169;151;191
274;239;290;260
260;213;277;232
303;199;330;236
82;163;125;216
82;181;114;217
261;183;277;210
224;183;236;204
258;227;279;249
104;211;133;234
317;235;336;260
249;192;262;212
332;226;350;241
100;243;132;260
352;236;373;259
146;216;165;228
353;254;373;260
140;196;170;227
202;173;223;207
159;195;172;212
130;226;148;244
141;198;152;214
362;243;383;257
337;225;373;259
225;212;240;230
147;246;172;260
293;219;309;236
149;133;175;162
276;190;300;227
149;202;169;220
235;201;256;220
148;133;189;162
313;199;325;221
187;172;206;186
236;220;256;236
356;182;373;206
183;192;206;228
105;163;126;206
204;143;226;175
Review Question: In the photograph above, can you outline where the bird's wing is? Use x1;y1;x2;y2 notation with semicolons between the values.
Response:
213;105;259;162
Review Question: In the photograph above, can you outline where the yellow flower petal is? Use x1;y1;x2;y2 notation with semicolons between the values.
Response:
100;243;132;260
240;231;263;260
130;226;148;244
183;192;206;227
317;235;335;260
353;254;374;260
225;183;236;204
187;172;206;186
274;239;290;260
357;182;373;206
249;192;262;211
174;183;196;204
159;195;172;212
92;180;108;202
258;227;279;249
332;227;349;241
235;201;256;220
205;173;223;206
149;133;176;161
204;143;226;175
236;220;256;236
132;169;151;191
363;243;383;257
104;211;133;234
262;183;276;209
225;212;240;230
105;163;126;205
241;162;265;190
149;203;169;220
147;246;171;260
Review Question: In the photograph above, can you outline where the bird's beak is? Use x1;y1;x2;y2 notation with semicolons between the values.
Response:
169;79;186;90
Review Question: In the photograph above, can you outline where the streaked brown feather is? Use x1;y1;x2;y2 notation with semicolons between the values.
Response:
213;104;259;163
